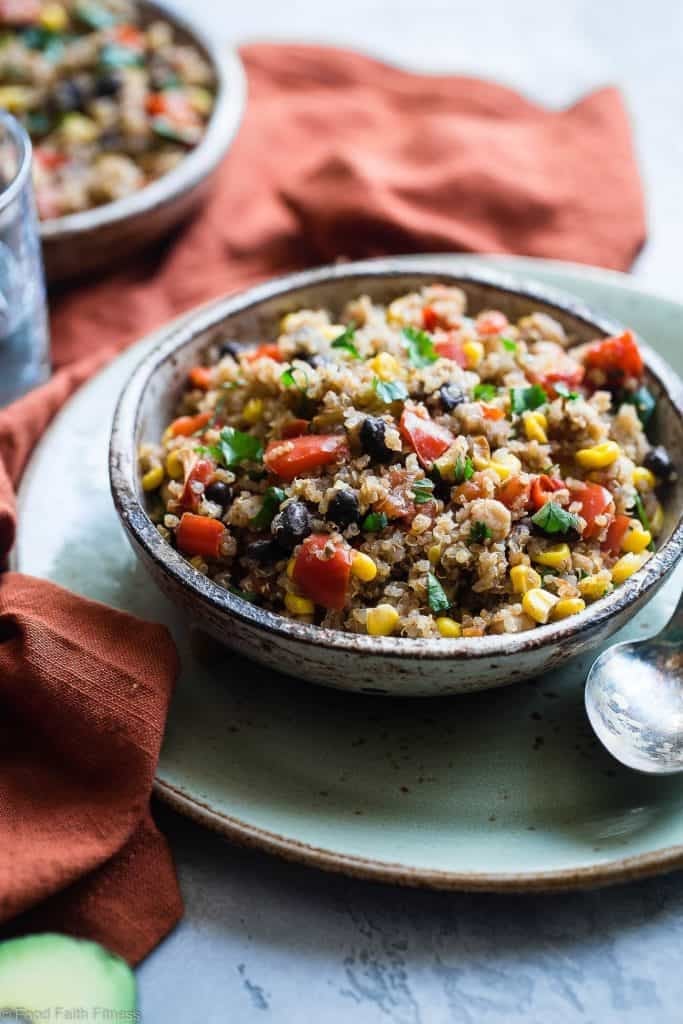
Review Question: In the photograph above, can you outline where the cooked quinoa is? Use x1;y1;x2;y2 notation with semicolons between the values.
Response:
139;284;676;638
0;0;214;218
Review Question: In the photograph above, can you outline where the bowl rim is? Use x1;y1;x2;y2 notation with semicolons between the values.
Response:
38;0;246;241
110;256;683;660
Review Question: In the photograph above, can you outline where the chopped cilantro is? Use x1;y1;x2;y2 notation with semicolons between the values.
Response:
510;384;548;414
473;383;497;401
501;337;517;352
373;376;408;404
227;584;259;603
203;426;263;469
454;455;474;484
531;501;580;535
330;322;360;359
362;511;388;532
402;325;438;367
412;478;435;504
554;382;580;401
280;366;308;392
469;521;492;544
427;572;450;614
621;385;656;426
250;486;286;529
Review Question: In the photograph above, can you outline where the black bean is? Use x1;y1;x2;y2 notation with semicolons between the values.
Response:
360;416;393;462
439;384;466;411
246;539;279;563
219;341;241;360
644;445;675;483
49;80;86;114
95;70;122;97
327;489;361;528
432;473;452;503
205;480;233;507
271;501;312;553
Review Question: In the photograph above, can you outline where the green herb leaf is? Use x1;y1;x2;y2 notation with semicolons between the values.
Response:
553;381;580;400
250;486;286;529
373;376;408;404
621;385;656;426
280;366;308;393
427;572;450;614
412;478;435;504
501;337;517;352
212;427;263;468
531;501;580;535
402;326;438;368
510;384;548;414
454;455;474;484
469;521;493;544
362;511;388;532
330;322;360;359
227;584;259;603
473;383;497;401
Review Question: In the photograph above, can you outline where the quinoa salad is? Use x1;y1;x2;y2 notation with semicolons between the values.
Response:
0;0;214;218
138;284;676;639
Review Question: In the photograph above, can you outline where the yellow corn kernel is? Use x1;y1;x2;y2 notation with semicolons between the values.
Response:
579;574;610;601
285;593;315;616
524;411;548;444
188;86;213;116
165;449;185;480
366;604;399;636
436;617;462;638
368;352;404;380
351;551;377;582
60;113;99;145
632;466;656;491
611;551;650;584
387;296;413;326
286;558;295;579
428;544;441;565
575;441;621;469
534;543;571;569
0;85;33;113
650;500;664;535
40;2;68;30
462;340;484;369
142;465;164;491
621;521;652;554
510;564;542;594
551;597;586;620
522;588;559;624
243;397;263;424
189;555;208;574
321;323;347;341
489;450;522;481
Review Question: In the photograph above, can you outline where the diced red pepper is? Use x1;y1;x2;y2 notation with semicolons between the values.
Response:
264;434;348;481
169;411;213;437
399;408;453;469
476;310;509;336
0;0;40;25
540;368;585;398
422;305;439;332
480;403;505;421
176;513;225;560
34;146;68;171
188;366;213;391
245;343;284;363
574;482;615;539
498;476;531;510
115;24;146;50
180;457;215;511
603;513;631;555
292;534;352;610
584;329;644;380
280;418;310;439
530;475;564;511
146;90;199;126
434;335;466;367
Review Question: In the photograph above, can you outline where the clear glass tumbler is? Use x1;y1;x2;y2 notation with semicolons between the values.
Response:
0;109;50;406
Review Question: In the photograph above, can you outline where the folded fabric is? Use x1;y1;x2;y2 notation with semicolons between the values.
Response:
0;43;646;963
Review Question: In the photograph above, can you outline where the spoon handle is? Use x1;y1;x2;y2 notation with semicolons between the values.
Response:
659;588;683;644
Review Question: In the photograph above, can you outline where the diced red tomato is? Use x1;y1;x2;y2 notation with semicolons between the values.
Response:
584;329;644;380
180;458;215;511
476;310;509;336
422;305;439;331
480;403;505;421
603;513;630;555
573;482;615;539
292;534;352;610
115;24;146;50
176;513;225;559
498;476;531;510
245;343;283;363
434;335;466;367
530;475;564;511
146;90;199;126
169;411;213;437
0;0;40;25
399;408;453;469
541;368;585;398
375;467;416;522
264;434;348;481
188;366;213;390
34;146;68;171
280;418;310;439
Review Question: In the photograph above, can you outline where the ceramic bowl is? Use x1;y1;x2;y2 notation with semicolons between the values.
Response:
40;1;246;284
109;257;683;697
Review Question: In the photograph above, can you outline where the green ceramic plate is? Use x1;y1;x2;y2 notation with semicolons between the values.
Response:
15;256;683;891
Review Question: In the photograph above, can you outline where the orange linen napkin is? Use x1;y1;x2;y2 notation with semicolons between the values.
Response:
0;43;645;962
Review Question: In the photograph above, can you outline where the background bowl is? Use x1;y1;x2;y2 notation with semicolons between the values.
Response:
110;257;683;697
40;0;246;284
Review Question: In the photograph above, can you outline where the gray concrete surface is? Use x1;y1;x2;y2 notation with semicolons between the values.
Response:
137;4;683;1020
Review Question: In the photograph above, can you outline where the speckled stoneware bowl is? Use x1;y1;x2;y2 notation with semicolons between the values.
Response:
40;1;246;283
109;258;683;697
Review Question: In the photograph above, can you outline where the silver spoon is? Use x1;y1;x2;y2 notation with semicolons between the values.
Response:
585;590;683;773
